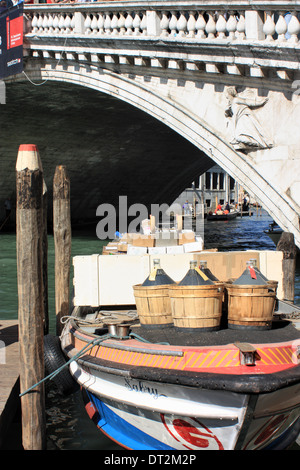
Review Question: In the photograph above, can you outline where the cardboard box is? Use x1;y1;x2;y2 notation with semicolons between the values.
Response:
117;243;128;252
127;245;148;255
179;232;196;245
166;245;184;254
102;243;119;255
183;241;204;252
120;233;134;244
132;234;155;247
102;247;118;255
148;246;167;255
155;231;178;247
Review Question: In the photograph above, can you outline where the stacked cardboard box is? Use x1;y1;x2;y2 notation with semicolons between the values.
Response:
102;231;204;255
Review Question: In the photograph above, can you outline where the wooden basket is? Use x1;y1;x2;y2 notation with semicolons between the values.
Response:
168;284;224;331
133;284;173;327
226;282;277;330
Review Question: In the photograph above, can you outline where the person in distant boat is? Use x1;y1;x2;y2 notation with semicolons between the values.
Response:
214;202;222;214
224;202;230;213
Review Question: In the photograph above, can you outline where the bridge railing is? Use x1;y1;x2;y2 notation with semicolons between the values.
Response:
24;1;300;45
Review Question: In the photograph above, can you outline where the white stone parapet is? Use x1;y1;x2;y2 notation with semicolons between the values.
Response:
23;1;300;81
24;1;300;43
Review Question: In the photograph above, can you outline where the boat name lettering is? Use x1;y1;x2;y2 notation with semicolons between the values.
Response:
124;378;166;400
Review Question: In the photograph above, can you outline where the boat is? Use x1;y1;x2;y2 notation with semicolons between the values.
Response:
206;210;239;221
59;249;300;450
264;222;283;246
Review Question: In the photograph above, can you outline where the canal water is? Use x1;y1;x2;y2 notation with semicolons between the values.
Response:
0;210;299;449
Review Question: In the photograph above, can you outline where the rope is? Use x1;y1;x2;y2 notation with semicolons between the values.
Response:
19;333;111;397
19;327;169;397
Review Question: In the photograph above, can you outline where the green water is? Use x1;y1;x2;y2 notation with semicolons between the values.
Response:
0;230;106;332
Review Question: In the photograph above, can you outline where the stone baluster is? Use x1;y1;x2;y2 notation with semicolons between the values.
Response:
118;12;126;35
187;11;196;38
91;14;98;34
37;14;43;33
160;11;170;37
84;13;92;34
169;11;178;36
71;14;75;34
236;12;246;39
275;12;287;41
125;12;134;35
58;14;66;34
263;11;276;40
132;12;141;36
42;14;48;34
226;11;237;40
53;13;60;33
104;12;112;34
65;14;72;34
205;12;216;39
177;12;187;37
288;11;300;43
111;13;119;35
216;11;227;39
97;12;105;35
48;14;54;33
140;12;147;36
31;13;38;33
195;11;206;38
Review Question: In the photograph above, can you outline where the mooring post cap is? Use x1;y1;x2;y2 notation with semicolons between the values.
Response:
16;144;43;172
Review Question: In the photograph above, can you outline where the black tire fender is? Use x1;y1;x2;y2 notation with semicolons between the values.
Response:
44;334;78;395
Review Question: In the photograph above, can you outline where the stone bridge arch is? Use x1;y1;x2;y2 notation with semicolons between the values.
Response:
17;61;300;247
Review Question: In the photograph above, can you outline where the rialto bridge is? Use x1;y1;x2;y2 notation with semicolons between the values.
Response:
3;0;300;247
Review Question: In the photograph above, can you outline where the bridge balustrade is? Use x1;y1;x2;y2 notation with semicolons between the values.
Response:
25;1;300;44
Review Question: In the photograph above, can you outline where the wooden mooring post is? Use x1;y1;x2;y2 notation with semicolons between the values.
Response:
277;232;297;302
53;165;71;336
16;144;46;450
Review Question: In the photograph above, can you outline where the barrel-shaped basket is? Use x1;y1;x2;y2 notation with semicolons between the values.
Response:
133;284;173;327
168;284;224;331
226;281;278;330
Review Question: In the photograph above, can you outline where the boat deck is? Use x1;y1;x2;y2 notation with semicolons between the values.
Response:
130;319;300;347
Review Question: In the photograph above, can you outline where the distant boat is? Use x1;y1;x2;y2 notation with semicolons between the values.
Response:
264;222;283;246
207;210;239;221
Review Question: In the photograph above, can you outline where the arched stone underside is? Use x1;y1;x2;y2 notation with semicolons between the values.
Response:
16;60;300;247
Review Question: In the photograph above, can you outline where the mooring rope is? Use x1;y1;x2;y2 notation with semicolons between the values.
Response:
19;333;111;397
19;330;169;397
